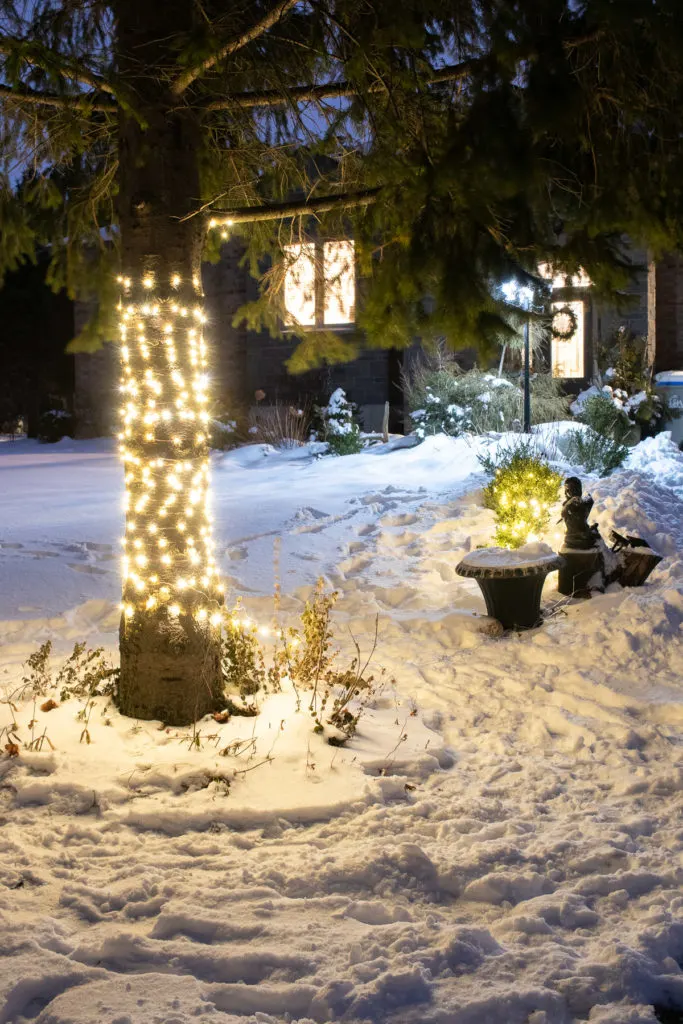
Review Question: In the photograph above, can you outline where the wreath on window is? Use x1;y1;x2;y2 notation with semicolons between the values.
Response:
551;305;579;341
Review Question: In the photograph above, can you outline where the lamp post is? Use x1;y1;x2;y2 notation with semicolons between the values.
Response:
523;320;531;433
501;280;535;433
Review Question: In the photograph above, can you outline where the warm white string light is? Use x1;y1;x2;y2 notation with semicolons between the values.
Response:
116;271;225;627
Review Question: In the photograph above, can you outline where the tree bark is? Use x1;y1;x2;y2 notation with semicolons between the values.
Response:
112;0;224;725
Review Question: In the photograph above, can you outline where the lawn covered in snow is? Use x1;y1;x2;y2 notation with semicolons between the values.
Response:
1;427;683;1024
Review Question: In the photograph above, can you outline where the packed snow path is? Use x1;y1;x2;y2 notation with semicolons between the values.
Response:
1;431;683;1024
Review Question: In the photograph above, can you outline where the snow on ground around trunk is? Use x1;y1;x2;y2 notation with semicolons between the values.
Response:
1;426;683;1024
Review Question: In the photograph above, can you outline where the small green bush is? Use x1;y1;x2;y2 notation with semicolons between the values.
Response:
562;428;629;477
38;409;73;443
327;430;363;455
480;440;562;548
579;393;632;443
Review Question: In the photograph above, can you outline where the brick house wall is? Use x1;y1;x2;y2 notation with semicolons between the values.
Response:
651;253;683;372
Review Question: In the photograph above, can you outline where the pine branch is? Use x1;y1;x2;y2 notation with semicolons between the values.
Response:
204;59;477;111
0;35;117;96
0;82;117;112
172;0;299;96
191;188;381;225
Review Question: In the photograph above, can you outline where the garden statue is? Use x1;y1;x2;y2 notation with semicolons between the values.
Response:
560;477;601;550
557;476;604;597
558;475;662;597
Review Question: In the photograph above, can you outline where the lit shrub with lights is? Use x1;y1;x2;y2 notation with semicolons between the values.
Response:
480;441;562;549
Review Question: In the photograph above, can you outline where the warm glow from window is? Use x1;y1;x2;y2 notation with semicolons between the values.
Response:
323;240;355;325
284;243;316;326
552;300;585;378
283;239;355;327
538;263;591;289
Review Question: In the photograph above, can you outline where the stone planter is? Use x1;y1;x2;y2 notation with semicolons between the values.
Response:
456;550;564;630
557;547;603;597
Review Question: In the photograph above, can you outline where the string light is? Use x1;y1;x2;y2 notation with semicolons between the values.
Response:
117;271;224;629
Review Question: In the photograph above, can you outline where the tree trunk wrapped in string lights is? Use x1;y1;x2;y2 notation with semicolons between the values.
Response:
116;271;225;724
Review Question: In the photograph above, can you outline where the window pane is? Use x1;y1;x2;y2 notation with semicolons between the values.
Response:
284;243;316;327
538;263;591;289
323;240;355;325
551;300;585;378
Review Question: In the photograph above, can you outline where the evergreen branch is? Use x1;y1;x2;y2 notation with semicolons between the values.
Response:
192;188;381;225
0;35;117;96
171;0;299;96
205;59;477;111
0;82;116;112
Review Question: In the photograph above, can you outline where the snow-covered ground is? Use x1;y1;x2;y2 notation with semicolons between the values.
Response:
1;428;683;1024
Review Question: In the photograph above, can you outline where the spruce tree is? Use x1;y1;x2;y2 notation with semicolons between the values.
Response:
2;0;683;722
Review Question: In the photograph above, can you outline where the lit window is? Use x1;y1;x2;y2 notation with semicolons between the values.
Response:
552;300;585;378
323;241;355;325
283;243;316;327
284;240;355;328
538;263;591;289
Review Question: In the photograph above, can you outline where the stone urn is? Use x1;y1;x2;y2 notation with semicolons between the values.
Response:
456;548;565;630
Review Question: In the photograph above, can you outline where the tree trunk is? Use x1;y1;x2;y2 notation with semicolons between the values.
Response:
112;0;224;725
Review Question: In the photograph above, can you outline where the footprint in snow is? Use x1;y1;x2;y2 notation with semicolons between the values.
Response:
293;506;328;521
227;545;248;561
380;512;419;527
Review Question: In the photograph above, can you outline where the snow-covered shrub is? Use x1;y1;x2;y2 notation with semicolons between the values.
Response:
210;414;238;450
480;439;562;548
406;366;568;437
38;408;73;443
577;392;632;443
410;389;472;439
319;388;362;455
561;428;629;477
584;328;672;434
